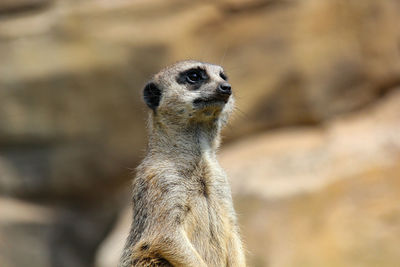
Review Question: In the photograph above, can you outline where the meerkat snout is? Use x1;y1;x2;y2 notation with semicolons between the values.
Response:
218;82;232;96
214;82;232;103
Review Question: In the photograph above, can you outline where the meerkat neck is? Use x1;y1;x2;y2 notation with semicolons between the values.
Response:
147;117;221;163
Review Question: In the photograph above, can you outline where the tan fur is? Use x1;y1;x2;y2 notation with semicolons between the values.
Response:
119;60;246;267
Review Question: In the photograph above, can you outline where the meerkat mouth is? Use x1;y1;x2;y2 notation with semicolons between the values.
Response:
193;97;227;109
193;92;230;108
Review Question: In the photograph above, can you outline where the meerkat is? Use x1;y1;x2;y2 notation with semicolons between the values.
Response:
119;60;246;267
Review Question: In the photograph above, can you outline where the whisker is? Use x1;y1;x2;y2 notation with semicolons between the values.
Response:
219;47;229;66
233;106;250;120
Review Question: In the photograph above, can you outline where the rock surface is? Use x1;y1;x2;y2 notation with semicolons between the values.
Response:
0;194;124;267
222;89;400;199
235;163;400;267
1;0;400;266
223;89;400;266
1;0;400;198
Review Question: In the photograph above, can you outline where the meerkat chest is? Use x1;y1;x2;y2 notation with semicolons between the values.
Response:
183;158;235;264
188;154;232;209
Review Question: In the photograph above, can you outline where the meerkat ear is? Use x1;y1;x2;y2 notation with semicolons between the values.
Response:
143;82;162;111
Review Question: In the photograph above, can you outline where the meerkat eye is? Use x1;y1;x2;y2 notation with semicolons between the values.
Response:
176;68;208;86
186;70;202;84
220;72;228;81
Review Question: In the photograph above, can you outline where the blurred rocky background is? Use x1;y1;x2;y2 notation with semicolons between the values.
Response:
1;0;400;266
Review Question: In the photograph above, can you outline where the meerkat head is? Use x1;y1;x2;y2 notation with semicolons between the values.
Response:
143;60;234;128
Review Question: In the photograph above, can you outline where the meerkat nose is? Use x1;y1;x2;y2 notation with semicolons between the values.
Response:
218;82;232;95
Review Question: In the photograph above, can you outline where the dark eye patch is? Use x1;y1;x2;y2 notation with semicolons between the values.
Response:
176;67;209;89
186;70;202;84
220;72;228;81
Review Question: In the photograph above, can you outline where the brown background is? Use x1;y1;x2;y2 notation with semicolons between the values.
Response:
1;0;400;266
